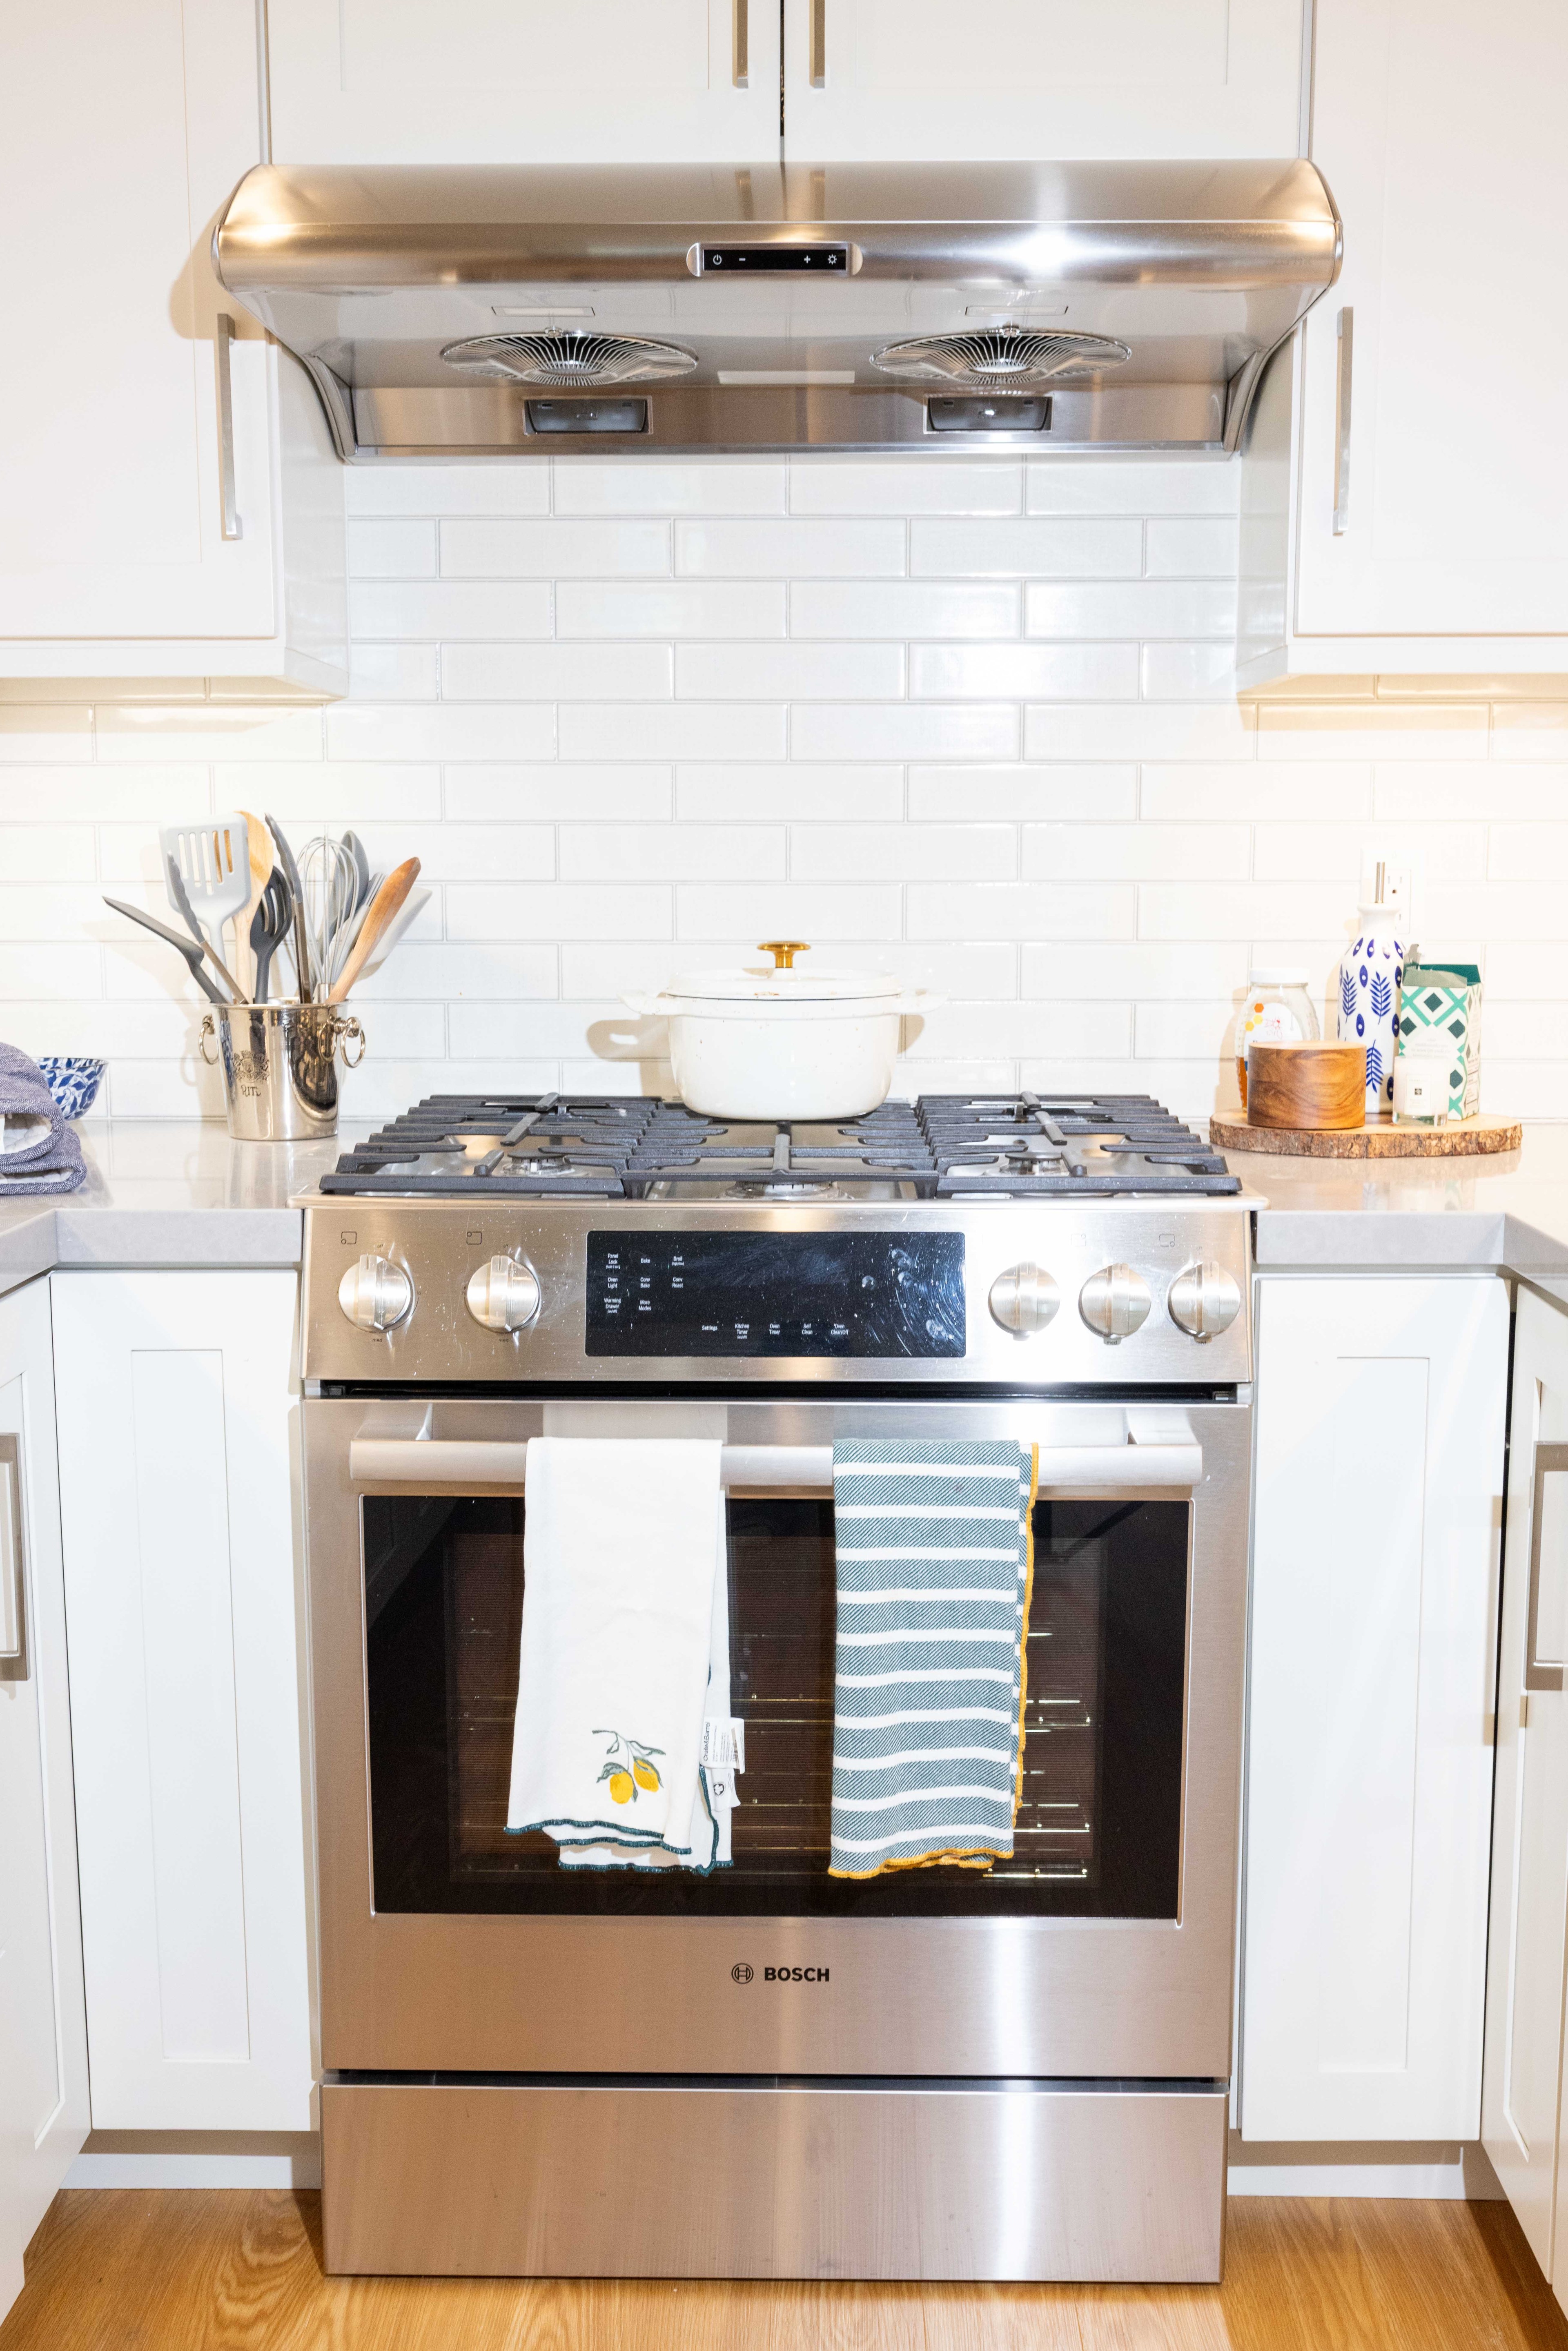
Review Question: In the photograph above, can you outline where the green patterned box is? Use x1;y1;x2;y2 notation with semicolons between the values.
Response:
1396;967;1475;1119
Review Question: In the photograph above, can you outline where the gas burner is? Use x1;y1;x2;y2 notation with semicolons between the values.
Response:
318;1088;1240;1201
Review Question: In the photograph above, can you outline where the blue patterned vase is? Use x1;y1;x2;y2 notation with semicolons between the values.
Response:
1335;906;1406;1115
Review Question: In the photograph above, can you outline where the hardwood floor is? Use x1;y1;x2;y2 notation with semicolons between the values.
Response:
4;2189;1567;2351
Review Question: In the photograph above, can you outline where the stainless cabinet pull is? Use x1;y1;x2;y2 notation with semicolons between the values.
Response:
1526;1442;1568;1694
216;314;244;544
733;0;748;85
0;1434;27;1682
810;0;826;85
1332;305;1352;536
348;1433;1203;1493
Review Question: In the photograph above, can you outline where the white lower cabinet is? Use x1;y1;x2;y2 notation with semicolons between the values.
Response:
1483;1286;1568;2294
0;1278;89;2327
50;1270;313;2133
1241;1275;1508;2141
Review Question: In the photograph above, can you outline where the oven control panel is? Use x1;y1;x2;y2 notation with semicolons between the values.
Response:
585;1230;966;1358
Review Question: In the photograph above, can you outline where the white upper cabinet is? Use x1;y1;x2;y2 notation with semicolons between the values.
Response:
1242;1275;1507;2142
781;0;1305;160
1238;0;1568;686
0;0;345;696
267;0;782;163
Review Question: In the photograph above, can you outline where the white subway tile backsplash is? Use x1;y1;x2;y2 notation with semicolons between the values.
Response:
675;642;904;700
443;519;670;577
912;642;1138;702
446;765;672;821
675;765;903;821
791;824;1015;882
908;764;1136;821
15;455;1566;1125
1023;823;1250;882
559;824;786;882
349;583;554;641
1025;580;1236;639
555;461;787;516
788;461;1023;517
907;883;1136;940
557;582;787;638
676;519;906;577
1025;461;1240;517
442;643;675;701
348;519;439;579
789;582;1020;640
911;519;1142;579
559;702;786;761
791;704;1017;762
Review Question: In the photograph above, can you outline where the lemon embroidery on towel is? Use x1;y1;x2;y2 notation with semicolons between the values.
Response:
594;1729;664;1805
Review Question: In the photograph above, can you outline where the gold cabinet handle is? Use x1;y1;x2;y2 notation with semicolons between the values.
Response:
216;314;244;543
733;0;748;85
1332;306;1353;537
810;0;826;85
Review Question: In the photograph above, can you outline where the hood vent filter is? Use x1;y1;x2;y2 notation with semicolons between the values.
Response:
439;330;699;386
872;325;1131;388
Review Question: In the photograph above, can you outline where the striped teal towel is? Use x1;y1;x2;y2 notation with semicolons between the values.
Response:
829;1440;1037;1879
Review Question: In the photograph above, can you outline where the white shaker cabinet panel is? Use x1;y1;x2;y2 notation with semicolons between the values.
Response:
782;0;1304;161
50;1271;313;2133
267;0;782;164
0;0;345;694
1238;0;1568;685
0;1279;89;2329
1241;1275;1507;2142
1483;1288;1568;2285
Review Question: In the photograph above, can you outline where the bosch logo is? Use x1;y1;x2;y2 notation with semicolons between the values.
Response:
731;1962;754;1984
765;1966;829;1983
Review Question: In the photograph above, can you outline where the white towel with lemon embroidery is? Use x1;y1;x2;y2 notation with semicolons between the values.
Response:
506;1437;723;1859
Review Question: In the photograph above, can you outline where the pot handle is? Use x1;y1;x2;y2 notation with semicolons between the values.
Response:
893;990;944;1014
621;991;675;1018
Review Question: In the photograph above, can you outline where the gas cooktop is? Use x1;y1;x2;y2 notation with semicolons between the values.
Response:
318;1090;1241;1203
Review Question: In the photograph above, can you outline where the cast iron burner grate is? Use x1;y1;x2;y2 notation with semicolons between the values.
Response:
318;1091;1239;1201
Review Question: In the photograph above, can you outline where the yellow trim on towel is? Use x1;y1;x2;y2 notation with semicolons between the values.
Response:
1013;1444;1039;1826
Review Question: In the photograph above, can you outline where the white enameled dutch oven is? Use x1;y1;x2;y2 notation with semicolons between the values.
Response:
622;941;939;1120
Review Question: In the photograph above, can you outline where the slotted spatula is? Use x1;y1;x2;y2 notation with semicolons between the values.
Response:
161;817;251;971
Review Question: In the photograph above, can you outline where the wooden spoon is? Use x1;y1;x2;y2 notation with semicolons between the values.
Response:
327;858;421;1004
238;810;273;998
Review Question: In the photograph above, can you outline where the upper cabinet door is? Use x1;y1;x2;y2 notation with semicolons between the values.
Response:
1295;0;1568;637
0;0;278;643
267;0;782;163
781;0;1304;159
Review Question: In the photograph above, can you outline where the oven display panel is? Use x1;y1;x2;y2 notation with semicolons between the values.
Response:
585;1231;966;1358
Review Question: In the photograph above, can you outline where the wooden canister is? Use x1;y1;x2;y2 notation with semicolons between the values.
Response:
1247;1041;1367;1131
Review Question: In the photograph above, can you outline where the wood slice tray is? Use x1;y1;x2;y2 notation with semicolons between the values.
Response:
1209;1112;1522;1159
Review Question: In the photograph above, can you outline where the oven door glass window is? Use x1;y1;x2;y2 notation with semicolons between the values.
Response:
363;1491;1189;1919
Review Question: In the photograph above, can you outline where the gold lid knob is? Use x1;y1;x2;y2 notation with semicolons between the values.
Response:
757;940;810;970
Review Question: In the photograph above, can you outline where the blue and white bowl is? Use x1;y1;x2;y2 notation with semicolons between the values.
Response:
36;1057;105;1120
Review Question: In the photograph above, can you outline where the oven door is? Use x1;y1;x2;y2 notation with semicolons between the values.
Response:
305;1392;1248;2081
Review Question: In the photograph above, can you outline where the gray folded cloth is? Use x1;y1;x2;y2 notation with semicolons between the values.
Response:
0;1044;85;1195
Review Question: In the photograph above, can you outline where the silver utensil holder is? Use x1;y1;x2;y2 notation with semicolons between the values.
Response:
199;1003;365;1141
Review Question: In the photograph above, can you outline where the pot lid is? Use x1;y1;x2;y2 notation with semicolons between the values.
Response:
662;942;901;1003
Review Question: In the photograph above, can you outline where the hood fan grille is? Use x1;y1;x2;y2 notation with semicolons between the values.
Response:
871;326;1131;388
440;331;699;387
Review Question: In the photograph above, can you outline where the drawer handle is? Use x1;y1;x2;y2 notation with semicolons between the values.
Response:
0;1433;28;1683
216;314;243;543
1526;1442;1568;1694
348;1433;1203;1493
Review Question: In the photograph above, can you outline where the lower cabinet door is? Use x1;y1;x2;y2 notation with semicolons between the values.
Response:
50;1270;313;2131
1241;1275;1508;2141
0;1277;89;2326
1484;1286;1568;2281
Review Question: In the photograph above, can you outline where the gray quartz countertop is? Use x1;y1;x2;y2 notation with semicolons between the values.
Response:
5;1120;1568;1304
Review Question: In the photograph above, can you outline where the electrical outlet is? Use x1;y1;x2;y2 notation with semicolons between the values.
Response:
1362;857;1411;909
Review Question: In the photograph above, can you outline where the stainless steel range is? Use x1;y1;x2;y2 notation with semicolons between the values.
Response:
298;1090;1255;2284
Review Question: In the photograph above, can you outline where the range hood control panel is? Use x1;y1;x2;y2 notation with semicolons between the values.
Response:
690;243;851;274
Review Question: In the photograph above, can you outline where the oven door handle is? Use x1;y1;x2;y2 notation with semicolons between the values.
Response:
347;1434;1203;1491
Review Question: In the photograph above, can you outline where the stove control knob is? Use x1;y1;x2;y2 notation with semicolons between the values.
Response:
466;1253;541;1335
338;1252;413;1335
988;1262;1060;1337
1079;1262;1152;1344
1167;1259;1242;1343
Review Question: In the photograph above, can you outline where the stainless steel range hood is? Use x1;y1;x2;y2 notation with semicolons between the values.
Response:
214;161;1340;460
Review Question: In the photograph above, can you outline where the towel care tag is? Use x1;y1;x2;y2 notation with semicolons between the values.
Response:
702;1716;746;1773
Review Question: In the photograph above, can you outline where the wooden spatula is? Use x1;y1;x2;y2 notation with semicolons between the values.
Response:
238;810;273;998
327;858;421;1004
